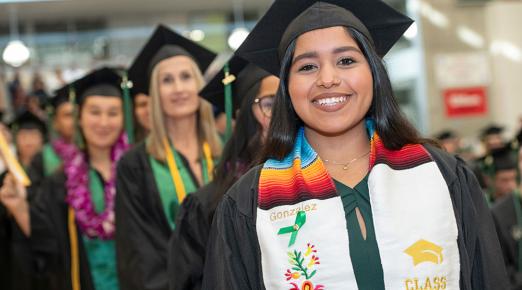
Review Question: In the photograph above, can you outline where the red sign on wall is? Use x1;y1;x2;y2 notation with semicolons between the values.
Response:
443;86;488;117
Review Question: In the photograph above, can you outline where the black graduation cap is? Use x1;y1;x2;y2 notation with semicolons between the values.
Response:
67;67;135;143
490;145;518;172
235;0;414;76
49;85;72;111
128;24;217;95
200;56;273;114
435;130;457;141
480;124;504;139
70;67;123;105
10;110;47;137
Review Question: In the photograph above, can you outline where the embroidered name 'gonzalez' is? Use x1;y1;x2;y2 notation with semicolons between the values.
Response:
270;203;317;222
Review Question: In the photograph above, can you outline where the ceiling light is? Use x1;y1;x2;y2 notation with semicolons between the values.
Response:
2;40;30;67
228;27;249;50
457;26;484;48
189;29;205;42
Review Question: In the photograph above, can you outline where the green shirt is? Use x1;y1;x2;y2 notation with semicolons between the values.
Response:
334;176;385;290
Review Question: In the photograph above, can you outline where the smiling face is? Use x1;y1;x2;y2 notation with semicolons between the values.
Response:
288;26;373;136
79;96;123;150
156;55;201;120
134;93;150;130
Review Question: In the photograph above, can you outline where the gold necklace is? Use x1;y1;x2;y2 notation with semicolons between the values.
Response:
323;150;370;170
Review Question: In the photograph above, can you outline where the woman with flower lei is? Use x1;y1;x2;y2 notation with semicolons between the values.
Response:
0;67;130;290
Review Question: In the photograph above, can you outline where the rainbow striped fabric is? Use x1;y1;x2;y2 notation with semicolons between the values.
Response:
258;126;433;210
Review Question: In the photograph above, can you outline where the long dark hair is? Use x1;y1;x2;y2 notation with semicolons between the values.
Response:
209;81;265;218
263;27;427;160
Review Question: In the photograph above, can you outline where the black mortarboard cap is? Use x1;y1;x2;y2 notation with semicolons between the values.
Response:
10;111;47;136
128;24;217;95
480;124;504;139
490;145;517;172
50;86;71;110
236;0;414;76
70;67;123;105
200;56;273;114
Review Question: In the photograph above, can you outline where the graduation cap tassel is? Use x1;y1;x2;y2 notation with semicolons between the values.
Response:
121;72;135;144
222;63;235;142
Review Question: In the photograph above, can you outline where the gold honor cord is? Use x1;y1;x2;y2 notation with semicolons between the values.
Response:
163;138;215;203
202;142;214;182
68;207;81;290
163;138;188;203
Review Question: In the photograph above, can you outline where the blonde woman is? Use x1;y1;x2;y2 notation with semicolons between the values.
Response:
115;25;221;290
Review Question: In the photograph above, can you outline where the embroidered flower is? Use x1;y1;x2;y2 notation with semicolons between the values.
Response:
285;269;301;281
285;243;322;288
301;281;325;290
304;243;317;257
307;255;320;268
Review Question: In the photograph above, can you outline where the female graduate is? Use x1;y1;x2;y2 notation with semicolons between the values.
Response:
115;24;221;290
202;0;509;289
10;111;47;169
128;58;151;143
28;88;75;186
0;67;129;290
168;56;279;290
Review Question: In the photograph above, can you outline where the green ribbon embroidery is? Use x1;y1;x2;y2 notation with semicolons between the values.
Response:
278;211;306;247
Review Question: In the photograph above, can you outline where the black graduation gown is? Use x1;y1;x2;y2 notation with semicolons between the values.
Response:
0;170;50;290
202;145;509;290
27;152;46;190
0;203;13;289
492;195;522;289
115;142;201;290
30;172;96;290
168;181;218;290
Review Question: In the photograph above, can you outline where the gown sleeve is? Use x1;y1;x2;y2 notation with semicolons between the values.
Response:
201;169;265;290
454;157;510;290
30;174;66;276
115;150;170;290
27;152;45;190
0;203;13;288
168;191;210;290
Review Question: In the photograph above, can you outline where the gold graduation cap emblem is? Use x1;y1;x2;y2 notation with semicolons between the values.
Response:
404;239;443;266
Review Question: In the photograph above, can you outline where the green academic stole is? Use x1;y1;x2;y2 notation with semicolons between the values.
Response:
42;143;62;176
149;143;212;229
83;170;119;290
